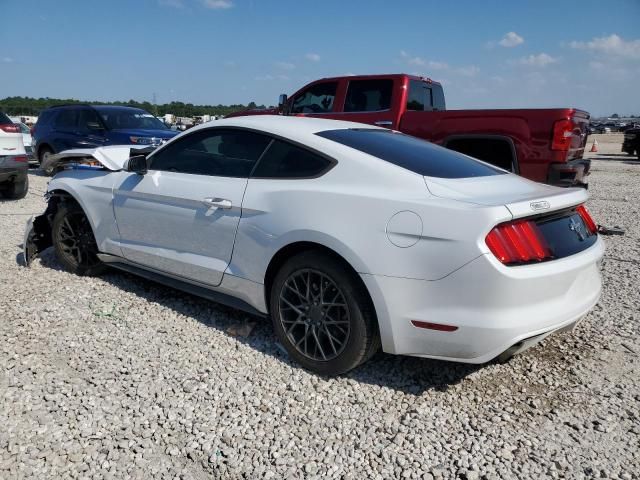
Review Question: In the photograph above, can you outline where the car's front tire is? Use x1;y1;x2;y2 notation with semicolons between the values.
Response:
270;251;379;376
1;175;28;200
52;203;106;276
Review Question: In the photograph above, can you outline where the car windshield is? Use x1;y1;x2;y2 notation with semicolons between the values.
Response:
95;108;168;130
316;128;505;179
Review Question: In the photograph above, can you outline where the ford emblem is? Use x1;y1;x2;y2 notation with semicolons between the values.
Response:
530;200;550;211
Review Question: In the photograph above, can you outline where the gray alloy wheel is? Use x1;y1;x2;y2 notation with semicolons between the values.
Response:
52;204;106;276
278;268;352;362
270;250;379;376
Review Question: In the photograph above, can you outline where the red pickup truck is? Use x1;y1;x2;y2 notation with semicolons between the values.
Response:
229;74;591;187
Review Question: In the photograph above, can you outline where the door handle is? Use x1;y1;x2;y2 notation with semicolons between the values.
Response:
202;197;232;209
374;120;393;127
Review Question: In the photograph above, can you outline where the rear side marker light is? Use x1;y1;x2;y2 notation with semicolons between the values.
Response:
411;320;458;332
576;205;597;235
14;155;29;163
486;220;552;265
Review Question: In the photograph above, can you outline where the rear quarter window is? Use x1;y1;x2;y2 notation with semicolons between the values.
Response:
252;140;333;178
316;129;504;179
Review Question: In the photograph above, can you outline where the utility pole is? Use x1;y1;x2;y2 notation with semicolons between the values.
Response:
152;92;158;116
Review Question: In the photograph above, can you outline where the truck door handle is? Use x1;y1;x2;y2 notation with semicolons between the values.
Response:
202;197;232;209
374;120;393;127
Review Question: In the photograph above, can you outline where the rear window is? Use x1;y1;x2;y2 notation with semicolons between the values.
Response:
0;111;12;124
316;129;505;179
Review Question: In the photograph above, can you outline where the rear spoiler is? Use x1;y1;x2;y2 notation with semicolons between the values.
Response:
41;145;155;172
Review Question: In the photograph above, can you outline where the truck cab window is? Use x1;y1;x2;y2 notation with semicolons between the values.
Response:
344;79;393;112
407;80;433;111
291;82;338;114
432;85;446;111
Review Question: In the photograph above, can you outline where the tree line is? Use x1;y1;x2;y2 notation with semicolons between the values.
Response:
0;96;270;118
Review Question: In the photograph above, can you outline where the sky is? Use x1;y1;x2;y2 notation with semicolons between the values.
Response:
1;0;639;117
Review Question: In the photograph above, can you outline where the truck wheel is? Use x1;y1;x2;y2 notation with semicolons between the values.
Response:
270;251;379;376
1;175;28;200
39;147;56;176
52;203;106;276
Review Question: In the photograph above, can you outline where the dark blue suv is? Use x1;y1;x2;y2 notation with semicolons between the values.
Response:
33;105;177;175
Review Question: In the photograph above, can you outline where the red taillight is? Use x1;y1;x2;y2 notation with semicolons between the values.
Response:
551;118;574;151
0;123;21;133
486;220;552;265
576;205;597;235
13;155;29;163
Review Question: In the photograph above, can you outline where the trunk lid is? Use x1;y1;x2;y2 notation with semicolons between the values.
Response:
424;173;588;219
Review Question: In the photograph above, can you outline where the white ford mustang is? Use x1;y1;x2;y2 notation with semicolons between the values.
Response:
24;115;604;375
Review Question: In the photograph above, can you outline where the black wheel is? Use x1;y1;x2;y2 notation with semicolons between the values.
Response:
270;251;379;376
39;147;56;176
52;203;105;276
1;175;28;200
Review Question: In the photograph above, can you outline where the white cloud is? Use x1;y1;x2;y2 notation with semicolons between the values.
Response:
275;61;295;71
428;61;449;70
456;65;479;76
498;32;524;48
159;0;184;7
518;53;559;67
202;0;233;9
400;50;426;66
305;53;321;62
2;57;14;63
570;34;640;60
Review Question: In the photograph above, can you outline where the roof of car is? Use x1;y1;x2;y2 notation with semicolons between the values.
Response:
45;104;145;111
189;115;386;139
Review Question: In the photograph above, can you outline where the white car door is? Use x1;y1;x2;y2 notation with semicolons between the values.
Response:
112;128;272;286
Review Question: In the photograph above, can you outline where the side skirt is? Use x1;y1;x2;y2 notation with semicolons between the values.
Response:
97;254;267;318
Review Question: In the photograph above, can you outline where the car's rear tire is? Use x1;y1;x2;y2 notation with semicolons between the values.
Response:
270;251;379;376
39;147;56;176
52;203;106;276
1;175;28;200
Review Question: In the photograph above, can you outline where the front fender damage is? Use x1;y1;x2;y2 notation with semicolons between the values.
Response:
23;211;52;266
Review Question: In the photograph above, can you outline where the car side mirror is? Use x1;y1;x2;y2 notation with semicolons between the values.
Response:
278;94;288;114
124;155;148;175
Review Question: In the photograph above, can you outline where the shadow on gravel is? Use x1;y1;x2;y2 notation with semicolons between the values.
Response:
29;249;480;395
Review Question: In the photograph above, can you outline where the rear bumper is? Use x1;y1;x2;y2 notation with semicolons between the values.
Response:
361;235;604;363
547;158;591;188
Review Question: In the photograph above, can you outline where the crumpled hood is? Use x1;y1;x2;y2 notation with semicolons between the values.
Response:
424;173;589;219
42;145;151;172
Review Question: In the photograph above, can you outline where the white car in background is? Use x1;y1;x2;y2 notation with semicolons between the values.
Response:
0;111;29;199
14;122;35;163
25;116;604;375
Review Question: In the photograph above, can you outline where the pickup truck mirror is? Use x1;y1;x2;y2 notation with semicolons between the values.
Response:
278;94;288;114
124;155;148;175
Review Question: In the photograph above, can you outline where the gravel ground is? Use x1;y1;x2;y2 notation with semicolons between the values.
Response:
1;158;639;480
